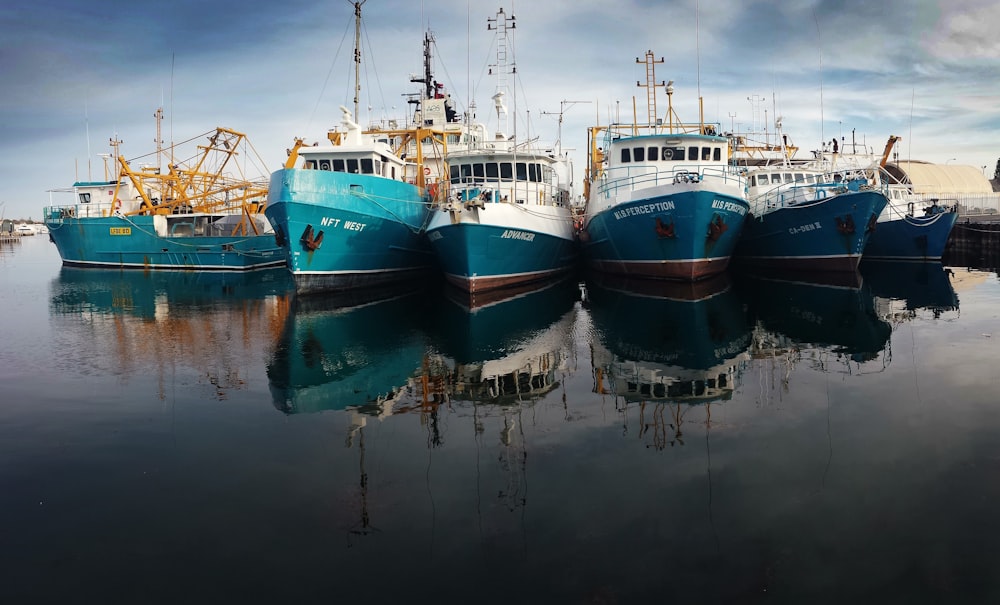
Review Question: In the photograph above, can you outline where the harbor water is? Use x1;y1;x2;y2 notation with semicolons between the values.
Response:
3;235;1000;603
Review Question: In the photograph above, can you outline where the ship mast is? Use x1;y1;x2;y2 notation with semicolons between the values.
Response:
154;107;164;174
351;0;367;121
487;7;515;141
636;50;665;132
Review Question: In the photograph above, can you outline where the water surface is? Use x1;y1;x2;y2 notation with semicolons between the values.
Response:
2;236;999;603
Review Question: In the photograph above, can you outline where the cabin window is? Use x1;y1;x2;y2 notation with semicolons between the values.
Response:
332;159;345;172
360;158;374;174
391;166;396;180
528;163;539;182
647;146;658;161
663;147;684;161
621;148;631;163
784;173;794;183
346;159;359;173
713;148;722;161
79;192;91;203
486;162;499;179
304;160;317;170
473;163;485;181
450;164;459;182
500;162;513;180
319;159;331;171
688;146;698;161
749;175;757;187
701;147;711;161
633;147;645;162
461;164;473;183
516;162;527;181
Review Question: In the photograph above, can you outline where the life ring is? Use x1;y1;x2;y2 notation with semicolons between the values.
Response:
113;199;122;212
423;167;431;176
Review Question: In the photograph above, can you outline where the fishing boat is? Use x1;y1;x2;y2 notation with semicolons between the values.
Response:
265;4;459;295
734;156;888;273
423;8;577;293
579;52;749;281
865;193;959;261
864;138;959;260
43;118;282;271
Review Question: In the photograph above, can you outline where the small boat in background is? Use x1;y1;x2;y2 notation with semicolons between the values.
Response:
580;52;749;281
865;138;960;260
865;194;958;261
43;114;282;271
423;8;578;294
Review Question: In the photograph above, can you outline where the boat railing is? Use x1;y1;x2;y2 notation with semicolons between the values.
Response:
445;179;570;207
879;197;960;222
43;199;257;222
749;173;890;216
595;164;744;199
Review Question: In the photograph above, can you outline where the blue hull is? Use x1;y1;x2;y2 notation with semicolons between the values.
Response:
739;273;891;357
860;261;958;312
427;222;577;292
587;273;750;372
266;169;434;294
52;266;294;317
735;190;888;272
43;212;283;271
582;190;749;280
864;210;958;261
267;286;432;414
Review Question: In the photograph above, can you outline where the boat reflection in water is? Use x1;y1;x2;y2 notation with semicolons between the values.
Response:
266;284;435;416
585;273;752;448
738;269;892;375
425;278;581;407
48;267;294;399
861;260;959;321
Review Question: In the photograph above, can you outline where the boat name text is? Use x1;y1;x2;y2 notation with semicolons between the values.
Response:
711;199;748;216
501;230;535;241
613;201;675;220
788;221;822;235
320;217;367;232
109;227;132;236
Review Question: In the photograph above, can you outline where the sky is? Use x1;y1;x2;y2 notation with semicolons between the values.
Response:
2;0;999;221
